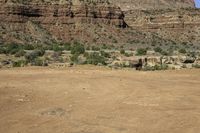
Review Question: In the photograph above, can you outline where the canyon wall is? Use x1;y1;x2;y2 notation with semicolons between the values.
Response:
124;8;200;46
110;0;194;10
0;1;127;44
1;0;200;50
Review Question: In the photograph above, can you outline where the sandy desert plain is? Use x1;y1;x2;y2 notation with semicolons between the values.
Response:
0;66;200;133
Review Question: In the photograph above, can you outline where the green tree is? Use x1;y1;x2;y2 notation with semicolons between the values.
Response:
71;42;85;55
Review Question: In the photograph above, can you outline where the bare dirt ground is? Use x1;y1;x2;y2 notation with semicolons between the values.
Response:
0;66;200;133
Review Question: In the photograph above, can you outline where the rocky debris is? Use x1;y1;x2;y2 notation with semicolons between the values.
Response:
108;55;200;70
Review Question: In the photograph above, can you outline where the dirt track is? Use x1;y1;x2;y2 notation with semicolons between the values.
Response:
0;67;200;133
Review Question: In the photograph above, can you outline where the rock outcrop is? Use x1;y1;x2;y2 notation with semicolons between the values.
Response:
1;0;200;50
0;1;128;44
124;8;200;46
110;0;194;11
1;4;126;27
125;55;200;70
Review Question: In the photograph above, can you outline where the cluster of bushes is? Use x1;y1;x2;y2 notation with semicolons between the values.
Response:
2;42;198;70
153;47;168;56
13;60;27;67
85;52;107;65
71;42;85;55
69;42;108;65
24;49;47;66
48;43;71;52
120;49;125;55
70;42;86;64
178;48;187;54
100;51;110;58
136;48;147;56
120;49;133;57
154;46;188;55
142;64;168;71
0;43;26;57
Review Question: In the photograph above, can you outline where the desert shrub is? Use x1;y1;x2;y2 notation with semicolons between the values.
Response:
0;47;6;54
15;49;26;57
5;43;22;55
161;64;169;70
51;51;62;61
33;44;44;49
25;52;37;62
136;48;147;56
33;58;44;66
83;52;89;57
23;45;34;50
63;43;71;51
142;66;154;71
120;49;125;55
34;49;45;56
71;42;85;55
154;47;163;53
53;44;64;52
13;60;27;67
25;50;44;62
179;48;187;54
58;57;64;63
70;54;79;63
143;64;168;71
85;52;106;65
91;46;100;51
187;51;196;58
112;38;118;43
161;50;169;56
124;53;133;57
101;44;108;49
100;51;110;58
167;47;174;56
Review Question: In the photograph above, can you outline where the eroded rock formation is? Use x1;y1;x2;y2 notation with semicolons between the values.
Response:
124;8;200;46
0;1;127;44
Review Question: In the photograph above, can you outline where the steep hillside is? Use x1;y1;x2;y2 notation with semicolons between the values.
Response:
0;1;126;44
0;0;199;51
110;0;194;10
0;0;178;50
124;8;200;48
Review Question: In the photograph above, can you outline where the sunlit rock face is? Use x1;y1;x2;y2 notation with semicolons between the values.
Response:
0;1;128;44
109;0;194;11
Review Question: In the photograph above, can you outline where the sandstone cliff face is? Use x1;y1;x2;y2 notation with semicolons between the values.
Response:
110;0;194;11
1;4;126;27
1;0;200;51
106;0;200;47
124;8;200;46
0;2;128;44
